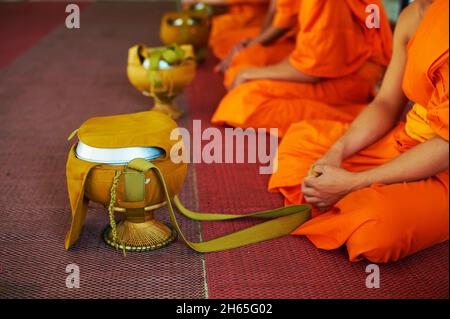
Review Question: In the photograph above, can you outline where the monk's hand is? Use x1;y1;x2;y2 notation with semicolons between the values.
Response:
214;39;250;73
302;164;360;208
214;54;233;74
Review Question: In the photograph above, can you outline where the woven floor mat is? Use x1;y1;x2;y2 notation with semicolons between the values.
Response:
0;1;206;299
0;1;91;69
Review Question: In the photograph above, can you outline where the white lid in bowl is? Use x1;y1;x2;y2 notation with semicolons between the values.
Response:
143;58;171;70
75;141;165;165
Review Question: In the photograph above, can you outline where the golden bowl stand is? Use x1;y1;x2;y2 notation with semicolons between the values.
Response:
143;90;184;120
103;201;177;252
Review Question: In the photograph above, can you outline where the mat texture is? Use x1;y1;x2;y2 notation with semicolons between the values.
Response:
0;1;205;299
0;1;90;69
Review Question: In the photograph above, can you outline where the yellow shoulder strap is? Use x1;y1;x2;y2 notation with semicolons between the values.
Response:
127;158;311;253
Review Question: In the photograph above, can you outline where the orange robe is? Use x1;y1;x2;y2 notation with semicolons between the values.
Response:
223;0;299;88
209;0;269;60
212;0;393;137
268;0;449;263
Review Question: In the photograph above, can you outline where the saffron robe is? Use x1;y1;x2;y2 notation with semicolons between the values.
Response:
212;0;393;137
209;0;269;60
268;0;449;263
223;0;300;88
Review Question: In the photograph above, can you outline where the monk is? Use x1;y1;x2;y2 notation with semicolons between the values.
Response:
216;0;299;88
212;0;393;137
182;0;270;60
268;0;449;263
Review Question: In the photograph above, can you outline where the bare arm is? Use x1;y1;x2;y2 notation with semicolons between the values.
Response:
259;0;277;32
248;0;288;45
357;137;449;186
231;58;321;88
302;1;448;207
247;25;288;46
304;135;449;208
215;0;289;72
319;3;423;165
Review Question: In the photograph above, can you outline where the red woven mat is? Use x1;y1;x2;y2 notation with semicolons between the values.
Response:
0;2;90;70
0;0;448;300
0;2;206;299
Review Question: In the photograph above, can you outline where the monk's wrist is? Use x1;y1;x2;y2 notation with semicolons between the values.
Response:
241;68;261;81
353;170;376;190
326;142;345;164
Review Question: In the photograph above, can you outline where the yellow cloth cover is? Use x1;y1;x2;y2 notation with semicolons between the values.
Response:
405;103;438;142
65;111;187;249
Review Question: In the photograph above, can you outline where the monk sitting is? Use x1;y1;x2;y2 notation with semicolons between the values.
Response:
183;0;270;60
212;0;393;137
215;0;299;88
268;0;449;263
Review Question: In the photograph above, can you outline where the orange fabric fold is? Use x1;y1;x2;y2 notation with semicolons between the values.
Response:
269;120;449;263
212;0;392;135
402;0;449;142
214;61;384;137
209;1;269;59
272;0;300;29
289;0;392;78
223;0;299;87
224;40;296;88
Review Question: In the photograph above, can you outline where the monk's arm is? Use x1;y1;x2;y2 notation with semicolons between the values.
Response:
240;1;289;47
259;0;277;32
248;0;289;46
247;25;288;46
237;58;321;84
215;0;288;73
355;137;449;188
304;137;448;208
319;5;417;165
